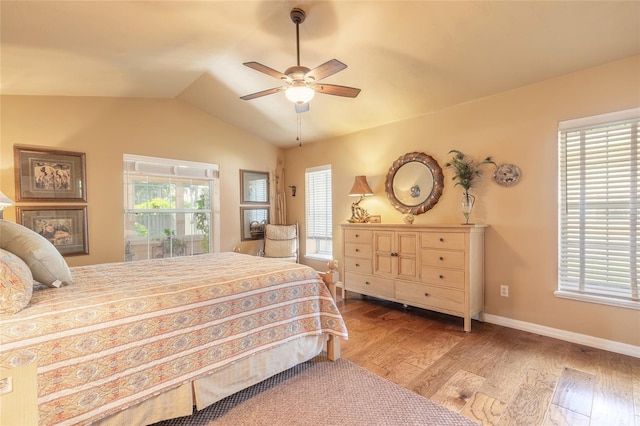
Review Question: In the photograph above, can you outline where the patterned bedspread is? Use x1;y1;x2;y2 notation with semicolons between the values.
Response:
0;253;348;425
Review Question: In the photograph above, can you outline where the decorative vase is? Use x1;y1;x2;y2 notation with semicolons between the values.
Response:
461;191;475;225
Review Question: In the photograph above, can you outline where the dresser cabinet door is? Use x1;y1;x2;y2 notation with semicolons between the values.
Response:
373;231;419;281
373;231;394;276
396;232;419;281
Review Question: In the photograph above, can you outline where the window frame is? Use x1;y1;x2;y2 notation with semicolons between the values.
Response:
556;108;639;310
123;154;220;261
304;164;333;261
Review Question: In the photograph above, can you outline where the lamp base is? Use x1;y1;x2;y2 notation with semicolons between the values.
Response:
348;202;369;223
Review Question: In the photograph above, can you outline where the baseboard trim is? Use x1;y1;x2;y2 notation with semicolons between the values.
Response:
483;314;640;359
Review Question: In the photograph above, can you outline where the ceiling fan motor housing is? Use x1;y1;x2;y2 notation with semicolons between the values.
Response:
284;65;312;81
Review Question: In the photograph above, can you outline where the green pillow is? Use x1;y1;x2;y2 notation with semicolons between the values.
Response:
0;220;72;287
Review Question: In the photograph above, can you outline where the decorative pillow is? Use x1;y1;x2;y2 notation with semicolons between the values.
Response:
264;224;298;259
0;220;73;287
0;248;34;314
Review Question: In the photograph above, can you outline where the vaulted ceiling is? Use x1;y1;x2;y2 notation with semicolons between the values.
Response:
2;1;639;147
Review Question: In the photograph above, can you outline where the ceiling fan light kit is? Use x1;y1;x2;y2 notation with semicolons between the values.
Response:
240;7;360;113
285;82;315;104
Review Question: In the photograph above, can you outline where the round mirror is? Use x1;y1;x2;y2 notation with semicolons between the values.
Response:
385;152;444;215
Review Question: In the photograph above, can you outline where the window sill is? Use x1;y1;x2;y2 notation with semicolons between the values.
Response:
304;254;333;262
554;290;640;311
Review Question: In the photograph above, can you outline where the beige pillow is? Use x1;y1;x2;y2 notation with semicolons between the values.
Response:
0;248;34;313
0;220;72;287
264;224;297;259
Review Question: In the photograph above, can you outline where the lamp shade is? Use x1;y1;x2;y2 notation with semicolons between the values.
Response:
0;191;13;209
349;176;373;196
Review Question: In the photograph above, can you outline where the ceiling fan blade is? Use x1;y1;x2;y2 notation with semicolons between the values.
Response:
315;84;361;98
295;103;310;113
240;87;284;101
243;62;289;80
305;59;347;81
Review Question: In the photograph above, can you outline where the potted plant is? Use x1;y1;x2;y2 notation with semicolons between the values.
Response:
156;228;186;257
445;150;495;224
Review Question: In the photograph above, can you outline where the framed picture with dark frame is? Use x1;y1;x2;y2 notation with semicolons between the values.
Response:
14;145;87;202
240;170;269;204
16;206;89;256
240;207;269;241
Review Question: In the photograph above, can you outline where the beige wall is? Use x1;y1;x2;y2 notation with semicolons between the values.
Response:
0;96;282;265
285;55;640;347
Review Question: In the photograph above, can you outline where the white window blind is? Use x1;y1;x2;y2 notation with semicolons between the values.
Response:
557;108;639;309
305;165;332;259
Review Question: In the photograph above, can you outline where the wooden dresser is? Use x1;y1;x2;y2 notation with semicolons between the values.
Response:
341;223;487;332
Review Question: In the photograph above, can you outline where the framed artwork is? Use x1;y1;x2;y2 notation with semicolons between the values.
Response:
16;206;89;256
240;170;269;204
241;207;269;241
14;146;87;202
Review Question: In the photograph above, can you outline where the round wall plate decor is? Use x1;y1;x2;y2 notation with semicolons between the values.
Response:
493;163;521;187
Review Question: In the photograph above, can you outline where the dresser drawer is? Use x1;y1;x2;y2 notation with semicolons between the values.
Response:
421;232;465;250
344;257;373;274
420;267;465;290
396;281;464;315
344;229;373;244
345;243;372;258
421;249;466;270
345;272;394;299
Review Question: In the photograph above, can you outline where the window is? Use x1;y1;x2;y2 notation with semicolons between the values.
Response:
557;108;639;309
124;154;220;261
305;165;332;260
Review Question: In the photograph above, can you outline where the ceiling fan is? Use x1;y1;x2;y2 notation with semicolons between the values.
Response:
240;7;361;113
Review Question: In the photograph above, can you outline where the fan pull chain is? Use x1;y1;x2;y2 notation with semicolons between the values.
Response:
297;114;302;147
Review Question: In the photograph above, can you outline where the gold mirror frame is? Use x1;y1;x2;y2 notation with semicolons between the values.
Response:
384;152;444;215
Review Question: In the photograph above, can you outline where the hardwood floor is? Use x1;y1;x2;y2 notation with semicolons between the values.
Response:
335;294;640;426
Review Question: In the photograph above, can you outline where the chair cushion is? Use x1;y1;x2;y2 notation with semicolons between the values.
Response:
0;220;73;287
0;248;34;314
264;224;297;259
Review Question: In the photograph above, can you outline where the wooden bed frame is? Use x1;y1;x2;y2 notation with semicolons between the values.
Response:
317;260;341;360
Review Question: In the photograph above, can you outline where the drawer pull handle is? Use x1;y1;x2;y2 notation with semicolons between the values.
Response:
439;256;444;261
365;281;370;285
355;234;359;238
424;292;429;297
355;263;360;267
439;275;444;279
439;238;444;242
355;248;360;252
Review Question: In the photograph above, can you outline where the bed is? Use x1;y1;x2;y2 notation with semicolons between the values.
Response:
0;249;348;426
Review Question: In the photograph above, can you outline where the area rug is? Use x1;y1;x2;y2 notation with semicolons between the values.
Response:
153;355;478;426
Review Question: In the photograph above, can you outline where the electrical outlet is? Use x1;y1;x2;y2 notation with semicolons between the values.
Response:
500;285;509;297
